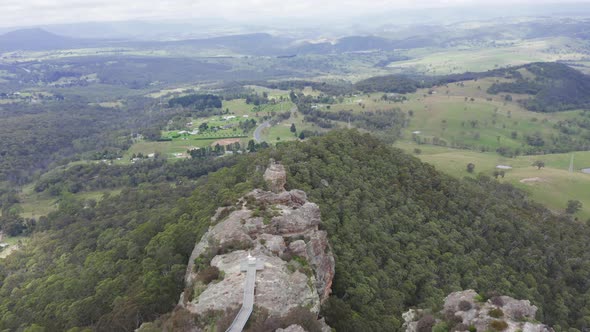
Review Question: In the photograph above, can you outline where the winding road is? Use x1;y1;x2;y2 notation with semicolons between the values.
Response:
253;106;297;143
253;121;271;143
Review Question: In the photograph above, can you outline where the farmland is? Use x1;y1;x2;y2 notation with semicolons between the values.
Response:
311;69;590;219
395;141;590;220
389;37;590;75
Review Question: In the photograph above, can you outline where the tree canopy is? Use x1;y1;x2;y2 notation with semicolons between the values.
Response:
1;130;590;331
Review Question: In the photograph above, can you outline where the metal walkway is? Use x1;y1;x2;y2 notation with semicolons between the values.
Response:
226;254;264;332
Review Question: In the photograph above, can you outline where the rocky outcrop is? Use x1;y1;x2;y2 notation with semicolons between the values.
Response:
404;290;553;332
276;325;306;332
264;161;287;194
179;161;335;329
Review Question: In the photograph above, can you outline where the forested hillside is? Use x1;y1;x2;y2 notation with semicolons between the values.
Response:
0;97;171;185
1;131;589;331
354;75;422;93
488;62;590;112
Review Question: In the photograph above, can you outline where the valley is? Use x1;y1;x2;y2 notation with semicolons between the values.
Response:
1;11;590;332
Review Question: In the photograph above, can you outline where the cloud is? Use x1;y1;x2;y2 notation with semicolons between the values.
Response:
0;0;586;28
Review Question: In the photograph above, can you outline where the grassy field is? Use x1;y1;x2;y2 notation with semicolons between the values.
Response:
399;82;587;153
223;99;254;114
322;68;590;221
124;139;221;160
0;235;27;259
125;98;298;158
2;189;121;259
389;37;590;75
395;141;590;220
328;78;586;153
17;185;123;219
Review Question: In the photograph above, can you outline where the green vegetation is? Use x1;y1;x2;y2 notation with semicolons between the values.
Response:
395;142;590;219
3;17;590;332
0;159;264;331
355;75;421;93
388;37;587;75
488;63;590;112
489;308;505;318
490;320;509;331
168;94;222;109
3;130;590;331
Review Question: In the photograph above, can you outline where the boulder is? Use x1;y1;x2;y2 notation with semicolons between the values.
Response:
289;240;308;258
272;202;321;235
523;322;554;332
500;296;538;320
276;325;306;332
264;162;287;193
402;309;423;332
209;209;253;250
408;290;557;332
443;289;478;313
259;234;286;255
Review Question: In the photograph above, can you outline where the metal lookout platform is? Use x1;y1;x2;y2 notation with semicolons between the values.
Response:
225;253;265;332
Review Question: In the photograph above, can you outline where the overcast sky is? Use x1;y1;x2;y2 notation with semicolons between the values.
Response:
1;0;588;28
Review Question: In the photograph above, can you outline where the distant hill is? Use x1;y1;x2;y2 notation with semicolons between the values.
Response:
487;62;590;112
0;29;438;56
0;28;90;51
293;35;435;55
333;36;397;52
170;33;287;55
355;62;590;113
134;34;410;56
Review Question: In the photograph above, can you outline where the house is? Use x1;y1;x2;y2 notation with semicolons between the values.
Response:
222;123;238;129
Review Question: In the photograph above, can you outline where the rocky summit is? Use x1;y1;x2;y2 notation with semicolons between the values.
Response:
178;161;335;330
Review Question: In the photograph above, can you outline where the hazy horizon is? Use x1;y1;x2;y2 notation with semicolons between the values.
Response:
3;0;590;30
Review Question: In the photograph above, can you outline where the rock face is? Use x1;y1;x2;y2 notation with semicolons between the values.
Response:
180;161;335;328
264;161;287;194
404;290;554;332
276;325;306;332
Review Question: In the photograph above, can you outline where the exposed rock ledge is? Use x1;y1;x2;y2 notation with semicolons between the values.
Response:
178;161;335;330
404;290;554;332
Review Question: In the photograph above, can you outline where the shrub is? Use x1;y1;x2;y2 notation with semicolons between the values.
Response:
468;325;477;332
452;323;469;332
458;300;473;311
489;308;504;318
164;307;198;331
474;294;486;302
219;239;253;253
183;287;193;304
196;266;220;284
444;310;463;325
417;315;436;332
512;308;527;321
489;320;509;331
216;307;240;332
433;322;449;332
279;307;322;332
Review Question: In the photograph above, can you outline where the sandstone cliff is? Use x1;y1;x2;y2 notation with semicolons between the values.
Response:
403;290;553;332
172;161;335;331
